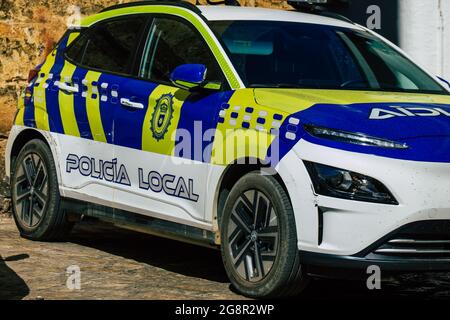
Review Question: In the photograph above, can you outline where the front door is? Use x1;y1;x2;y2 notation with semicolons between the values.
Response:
112;15;232;226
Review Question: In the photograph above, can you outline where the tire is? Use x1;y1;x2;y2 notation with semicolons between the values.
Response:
10;139;73;241
220;171;309;298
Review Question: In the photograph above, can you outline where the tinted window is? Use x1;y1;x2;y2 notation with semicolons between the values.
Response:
66;17;146;74
210;21;447;94
140;17;223;84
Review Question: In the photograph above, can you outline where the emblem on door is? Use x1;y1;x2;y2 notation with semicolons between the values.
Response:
151;93;174;141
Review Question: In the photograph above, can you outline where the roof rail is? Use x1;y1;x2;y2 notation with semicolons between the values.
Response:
206;0;240;6
317;11;353;24
100;0;202;14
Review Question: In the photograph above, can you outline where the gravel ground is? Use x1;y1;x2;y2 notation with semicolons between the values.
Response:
0;217;244;300
2;216;450;300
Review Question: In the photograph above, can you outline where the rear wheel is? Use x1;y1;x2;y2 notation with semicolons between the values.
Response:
220;171;309;298
11;139;73;240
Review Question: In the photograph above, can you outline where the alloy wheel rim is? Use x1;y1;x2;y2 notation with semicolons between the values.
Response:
227;189;279;283
14;153;49;228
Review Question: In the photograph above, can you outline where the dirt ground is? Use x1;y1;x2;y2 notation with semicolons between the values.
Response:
2;215;450;300
0;217;245;300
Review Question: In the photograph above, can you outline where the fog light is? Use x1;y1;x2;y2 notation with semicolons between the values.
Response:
304;162;398;205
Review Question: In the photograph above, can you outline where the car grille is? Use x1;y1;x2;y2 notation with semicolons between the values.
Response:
369;220;450;259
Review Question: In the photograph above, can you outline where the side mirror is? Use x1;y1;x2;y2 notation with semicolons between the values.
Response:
437;76;450;89
170;64;221;91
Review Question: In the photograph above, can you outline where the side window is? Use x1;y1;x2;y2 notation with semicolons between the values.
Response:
140;17;224;84
66;17;146;75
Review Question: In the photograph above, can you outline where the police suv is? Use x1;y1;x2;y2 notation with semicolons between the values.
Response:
5;0;450;298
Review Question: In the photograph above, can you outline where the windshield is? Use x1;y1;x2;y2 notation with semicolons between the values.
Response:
210;21;447;94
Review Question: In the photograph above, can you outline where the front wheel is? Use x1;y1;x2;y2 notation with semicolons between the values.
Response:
220;171;309;299
10;139;73;241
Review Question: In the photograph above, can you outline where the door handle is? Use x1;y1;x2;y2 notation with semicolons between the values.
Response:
56;81;79;93
120;98;144;109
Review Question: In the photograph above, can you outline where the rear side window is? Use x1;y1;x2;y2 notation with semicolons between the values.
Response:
66;17;146;75
139;17;224;84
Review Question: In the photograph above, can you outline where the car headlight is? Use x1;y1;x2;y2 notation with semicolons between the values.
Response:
304;162;398;205
304;124;408;149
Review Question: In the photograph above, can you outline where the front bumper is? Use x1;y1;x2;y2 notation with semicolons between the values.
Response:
301;220;450;278
276;139;450;257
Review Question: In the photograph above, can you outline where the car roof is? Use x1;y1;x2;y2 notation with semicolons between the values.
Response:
198;5;360;29
83;3;361;31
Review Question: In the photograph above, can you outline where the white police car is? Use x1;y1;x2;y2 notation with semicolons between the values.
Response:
5;1;450;298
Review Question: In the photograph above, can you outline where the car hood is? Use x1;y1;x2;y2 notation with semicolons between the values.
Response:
253;89;450;163
254;89;450;140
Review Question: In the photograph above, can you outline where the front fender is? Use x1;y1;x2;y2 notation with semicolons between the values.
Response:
275;149;318;250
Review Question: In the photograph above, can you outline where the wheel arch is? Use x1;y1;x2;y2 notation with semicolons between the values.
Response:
213;157;292;232
7;127;63;188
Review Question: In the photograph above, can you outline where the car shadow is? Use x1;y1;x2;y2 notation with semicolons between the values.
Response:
0;254;30;300
68;219;230;283
298;273;450;301
69;220;450;300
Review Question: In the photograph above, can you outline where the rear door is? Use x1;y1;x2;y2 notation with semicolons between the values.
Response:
58;15;148;204
112;15;232;225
